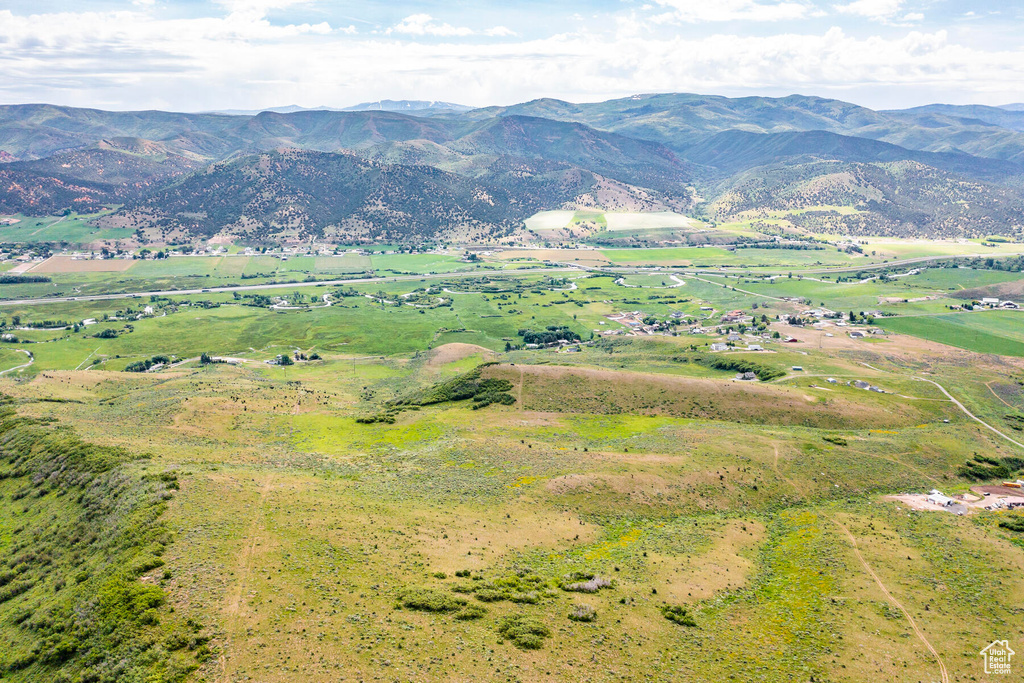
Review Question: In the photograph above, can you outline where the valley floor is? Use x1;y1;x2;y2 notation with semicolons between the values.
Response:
0;254;1023;683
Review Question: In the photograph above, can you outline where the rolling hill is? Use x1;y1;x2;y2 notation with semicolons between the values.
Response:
2;94;1024;242
101;149;680;242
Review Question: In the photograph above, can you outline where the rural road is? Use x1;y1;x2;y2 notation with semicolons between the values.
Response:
0;349;33;375
4;248;1020;308
832;518;950;683
913;377;1024;451
0;267;583;307
773;444;949;683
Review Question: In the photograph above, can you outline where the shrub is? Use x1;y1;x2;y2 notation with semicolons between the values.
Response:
560;573;612;593
474;588;508;603
823;436;848;446
398;588;466;613
507;591;540;604
568;604;597;622
455;604;487;621
998;515;1024;533
497;614;551;650
661;605;697;627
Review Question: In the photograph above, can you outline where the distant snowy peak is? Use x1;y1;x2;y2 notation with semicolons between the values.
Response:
206;105;340;116
341;100;472;114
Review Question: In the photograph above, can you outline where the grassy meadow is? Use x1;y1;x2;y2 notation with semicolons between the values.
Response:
0;244;1023;682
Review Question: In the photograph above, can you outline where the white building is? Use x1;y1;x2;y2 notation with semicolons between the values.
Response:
927;490;953;507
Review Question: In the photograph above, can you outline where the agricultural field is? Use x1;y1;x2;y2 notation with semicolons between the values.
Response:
876;310;1024;357
0;247;1023;683
0;211;134;243
602;211;696;231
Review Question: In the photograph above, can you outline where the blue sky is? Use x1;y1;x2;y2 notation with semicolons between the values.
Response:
0;1;1022;111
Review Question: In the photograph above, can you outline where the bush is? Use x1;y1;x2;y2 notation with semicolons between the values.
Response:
823;436;848;446
661;605;697;627
497;614;551;650
454;604;487;621
998;515;1024;533
474;588;508;603
560;572;613;593
568;604;597;622
398;588;466;613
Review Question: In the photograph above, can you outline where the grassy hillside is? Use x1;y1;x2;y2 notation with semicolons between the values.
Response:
0;398;208;682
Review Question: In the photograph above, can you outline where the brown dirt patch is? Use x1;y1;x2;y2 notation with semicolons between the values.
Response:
426;342;495;367
30;255;134;273
954;278;1024;301
493;248;610;265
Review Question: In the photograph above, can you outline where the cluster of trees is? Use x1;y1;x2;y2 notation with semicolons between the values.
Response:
694;355;786;381
0;273;51;284
958;454;1024;481
124;355;171;372
516;326;581;346
233;292;274;307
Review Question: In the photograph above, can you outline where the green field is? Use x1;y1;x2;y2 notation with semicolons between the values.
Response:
876;310;1024;356
0;212;133;243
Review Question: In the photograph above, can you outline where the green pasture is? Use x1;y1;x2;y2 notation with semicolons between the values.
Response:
0;212;132;243
877;310;1024;356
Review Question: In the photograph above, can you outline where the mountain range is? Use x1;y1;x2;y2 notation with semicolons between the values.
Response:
1;93;1023;243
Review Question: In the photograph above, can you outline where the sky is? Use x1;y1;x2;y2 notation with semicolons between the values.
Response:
1;0;1022;112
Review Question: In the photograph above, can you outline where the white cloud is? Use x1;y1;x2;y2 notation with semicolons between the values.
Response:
650;0;813;23
0;7;1021;111
389;14;473;37
484;26;517;38
834;0;903;22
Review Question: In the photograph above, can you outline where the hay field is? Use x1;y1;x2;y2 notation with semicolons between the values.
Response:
29;255;134;273
604;211;696;231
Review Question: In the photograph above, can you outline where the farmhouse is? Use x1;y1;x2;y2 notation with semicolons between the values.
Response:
710;343;729;352
849;330;866;339
746;344;763;351
735;371;757;381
